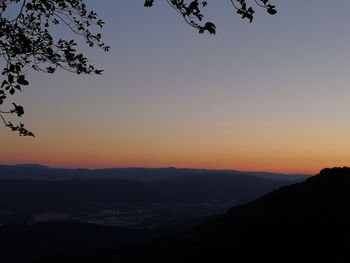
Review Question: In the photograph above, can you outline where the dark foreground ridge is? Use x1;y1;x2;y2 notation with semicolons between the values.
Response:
132;167;350;262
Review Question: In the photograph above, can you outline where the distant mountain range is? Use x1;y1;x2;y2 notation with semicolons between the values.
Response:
1;167;349;262
0;164;309;226
0;164;309;181
0;173;291;214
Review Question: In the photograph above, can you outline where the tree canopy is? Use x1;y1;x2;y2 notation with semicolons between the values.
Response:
145;0;277;34
0;0;109;136
0;0;276;136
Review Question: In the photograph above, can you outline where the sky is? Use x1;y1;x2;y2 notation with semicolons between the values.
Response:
1;0;350;174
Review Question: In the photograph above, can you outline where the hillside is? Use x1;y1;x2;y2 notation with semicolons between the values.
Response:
0;173;289;214
0;221;160;263
0;167;347;262
133;167;350;262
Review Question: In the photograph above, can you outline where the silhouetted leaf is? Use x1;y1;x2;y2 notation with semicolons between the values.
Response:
204;22;216;34
267;7;277;15
144;0;154;7
17;75;29;86
11;103;24;117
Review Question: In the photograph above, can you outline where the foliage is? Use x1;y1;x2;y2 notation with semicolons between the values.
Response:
0;0;109;136
0;0;277;136
144;0;277;34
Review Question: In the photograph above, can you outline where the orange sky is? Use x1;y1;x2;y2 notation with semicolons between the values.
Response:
1;123;349;174
2;1;350;175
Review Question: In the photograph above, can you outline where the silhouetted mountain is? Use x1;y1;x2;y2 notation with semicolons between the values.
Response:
0;206;32;224
0;164;309;181
0;173;287;214
0;165;181;181
0;221;159;263
13;164;50;169
132;167;350;262
1;167;348;262
0;218;219;263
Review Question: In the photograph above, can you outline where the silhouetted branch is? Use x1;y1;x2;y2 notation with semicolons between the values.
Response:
147;0;277;30
0;0;109;136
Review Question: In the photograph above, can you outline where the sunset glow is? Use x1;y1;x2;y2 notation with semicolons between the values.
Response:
2;0;350;175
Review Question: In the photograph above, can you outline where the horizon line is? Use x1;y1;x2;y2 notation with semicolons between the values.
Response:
0;163;315;176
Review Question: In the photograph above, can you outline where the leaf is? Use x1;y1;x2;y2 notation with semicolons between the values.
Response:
8;74;14;84
94;69;104;75
204;22;216;34
17;75;29;85
267;8;277;15
144;0;154;7
46;67;56;74
11;103;25;117
1;80;8;88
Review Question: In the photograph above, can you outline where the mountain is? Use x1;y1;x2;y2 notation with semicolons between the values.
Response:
133;167;350;262
0;206;32;224
0;165;181;181
0;173;288;214
0;221;161;263
0;167;348;262
0;164;309;181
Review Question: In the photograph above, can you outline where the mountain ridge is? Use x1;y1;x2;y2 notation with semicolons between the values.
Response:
133;166;350;262
0;164;309;181
0;173;289;213
0;167;347;262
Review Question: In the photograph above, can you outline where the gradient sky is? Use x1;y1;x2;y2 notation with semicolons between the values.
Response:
1;0;350;174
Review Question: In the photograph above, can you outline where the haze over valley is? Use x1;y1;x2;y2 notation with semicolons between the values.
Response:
0;164;307;229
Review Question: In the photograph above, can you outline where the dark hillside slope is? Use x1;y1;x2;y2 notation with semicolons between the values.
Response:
0;222;161;263
137;167;350;263
157;173;287;204
0;206;32;224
